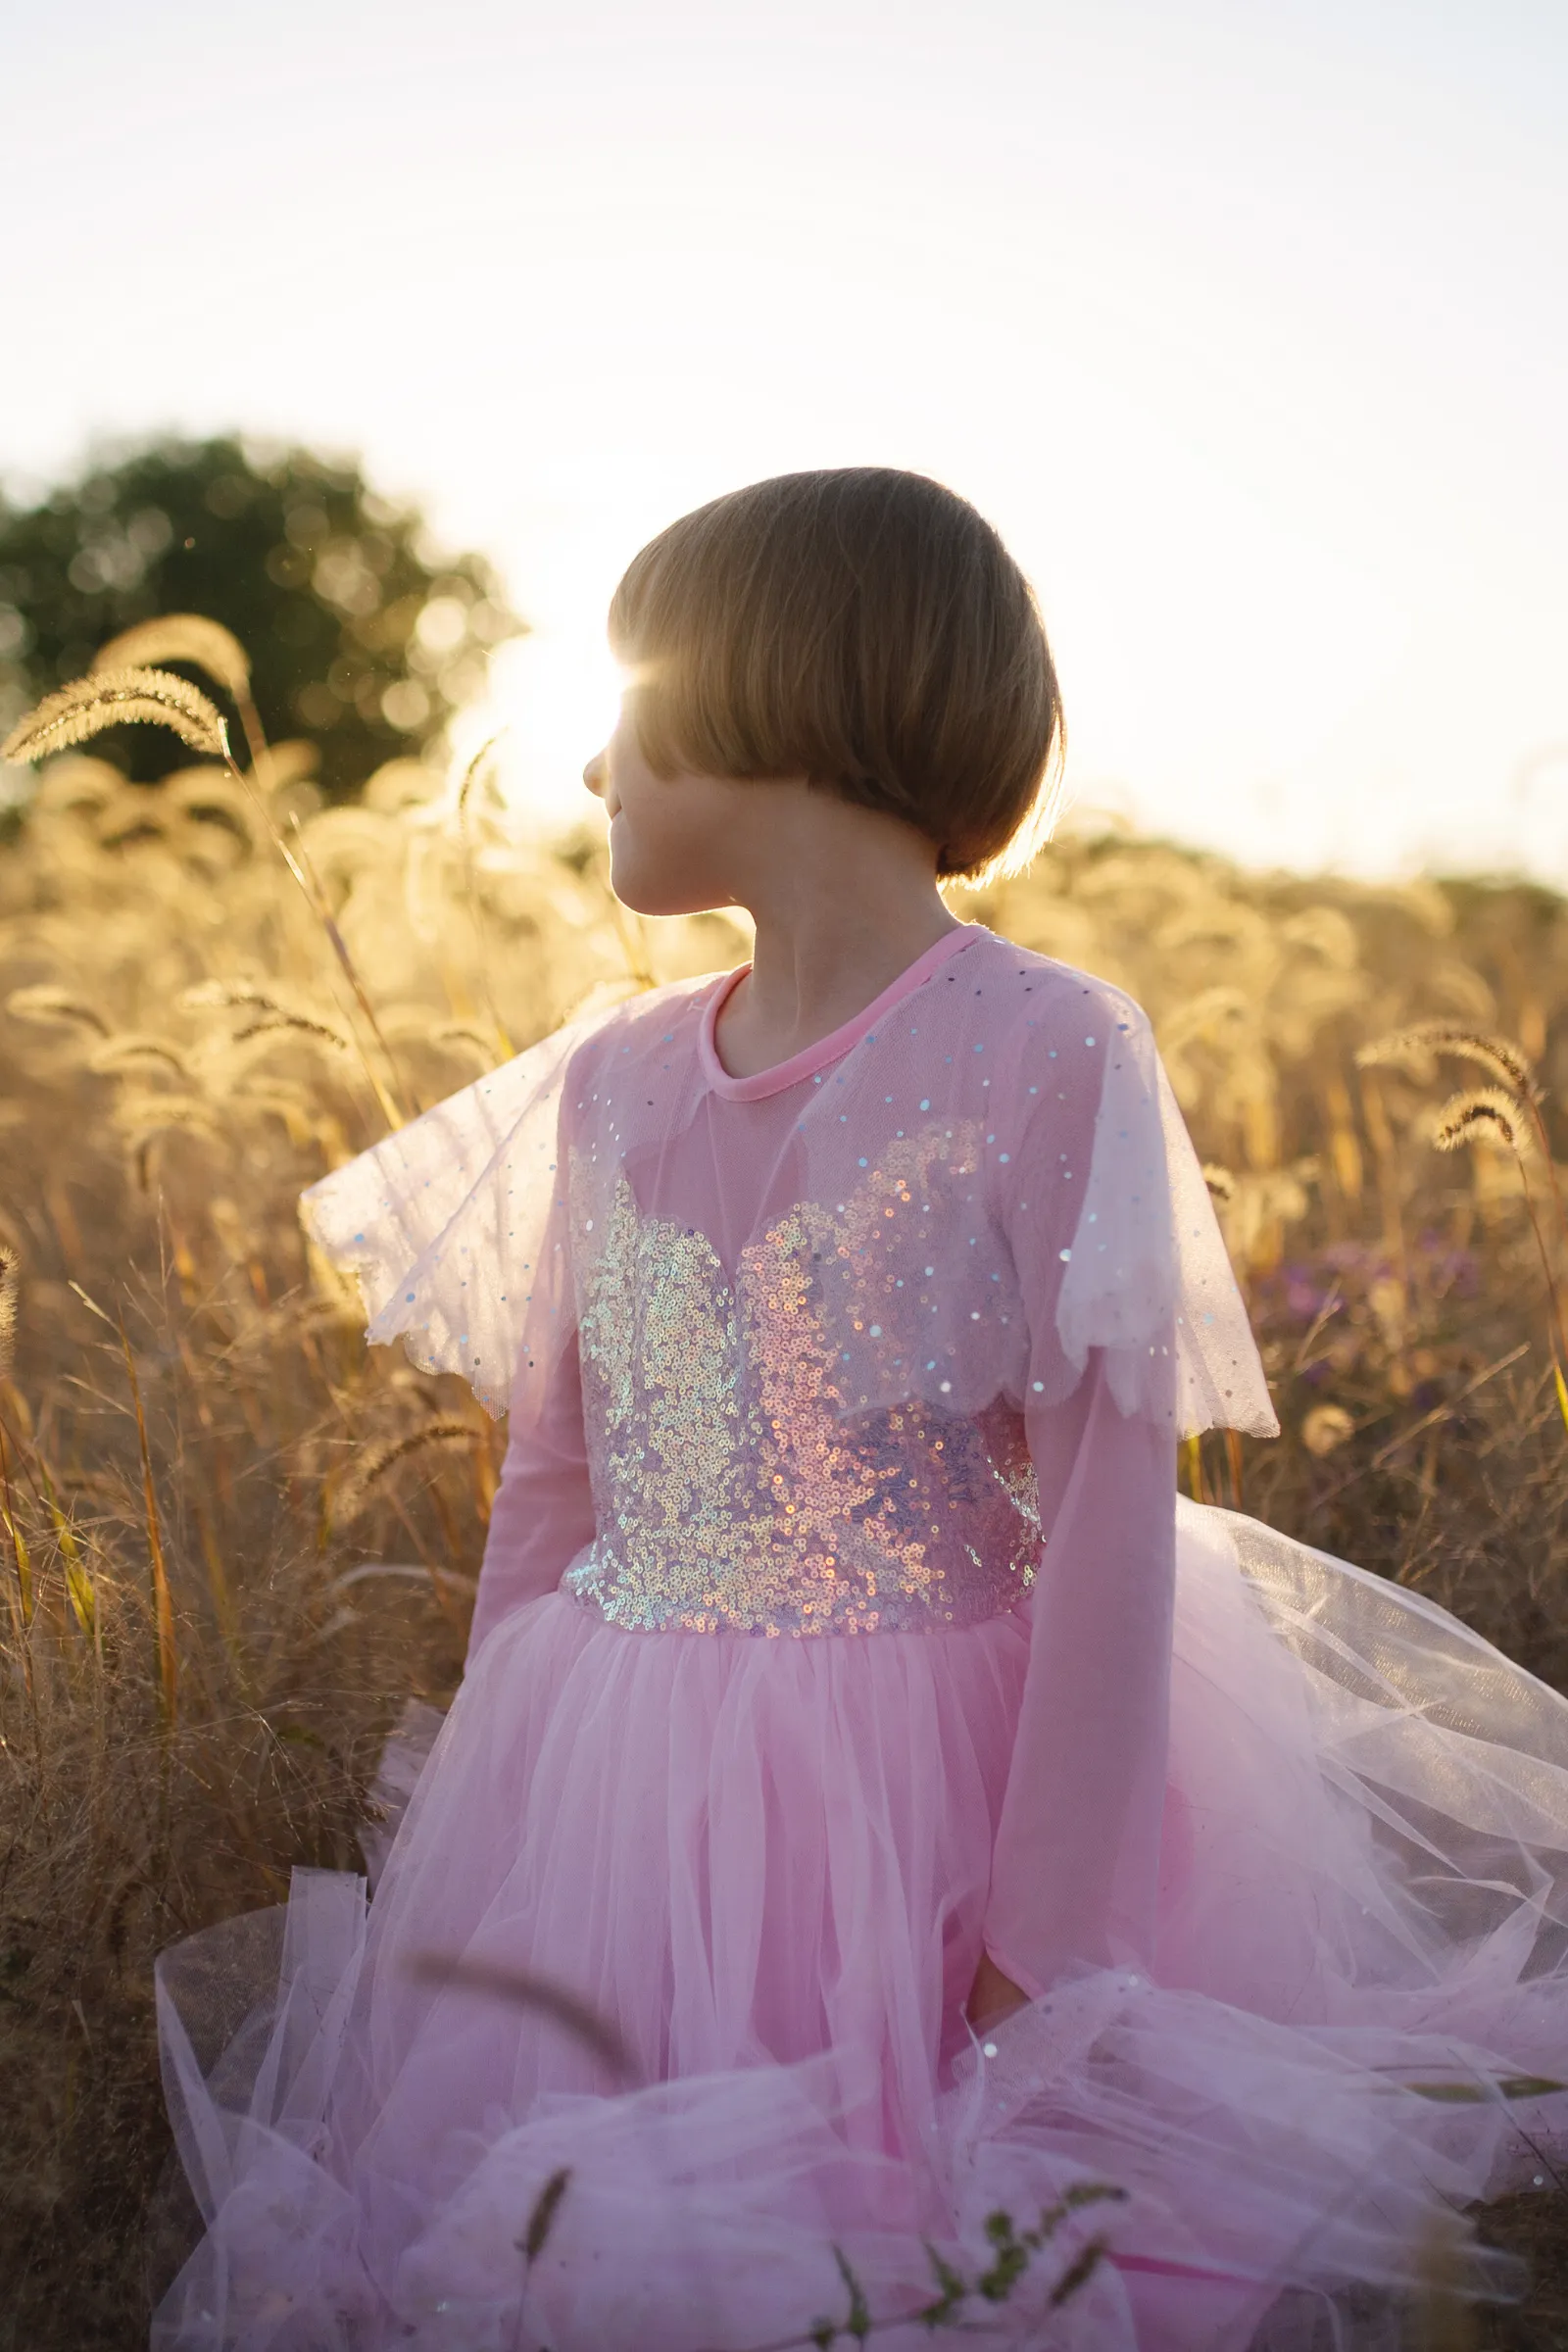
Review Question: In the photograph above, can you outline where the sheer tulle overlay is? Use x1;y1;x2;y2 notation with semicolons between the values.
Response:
153;934;1568;2349
154;1501;1568;2351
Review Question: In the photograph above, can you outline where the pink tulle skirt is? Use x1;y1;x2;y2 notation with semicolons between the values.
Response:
152;1502;1568;2351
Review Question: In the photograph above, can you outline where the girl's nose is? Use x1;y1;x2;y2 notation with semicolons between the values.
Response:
583;750;608;800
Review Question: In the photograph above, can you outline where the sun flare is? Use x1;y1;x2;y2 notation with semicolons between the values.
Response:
457;623;626;836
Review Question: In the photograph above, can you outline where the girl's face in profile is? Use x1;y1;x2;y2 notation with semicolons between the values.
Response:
584;697;747;919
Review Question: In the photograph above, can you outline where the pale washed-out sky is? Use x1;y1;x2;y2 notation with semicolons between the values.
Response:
1;0;1564;879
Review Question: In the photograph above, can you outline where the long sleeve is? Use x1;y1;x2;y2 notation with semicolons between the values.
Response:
466;1329;597;1665
982;1358;1177;1996
979;991;1182;1997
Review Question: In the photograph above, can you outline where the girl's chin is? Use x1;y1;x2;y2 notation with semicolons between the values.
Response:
612;869;729;921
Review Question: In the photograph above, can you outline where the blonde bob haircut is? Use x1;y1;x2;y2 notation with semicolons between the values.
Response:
607;468;1063;883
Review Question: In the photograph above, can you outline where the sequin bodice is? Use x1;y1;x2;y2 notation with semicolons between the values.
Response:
565;1172;1040;1637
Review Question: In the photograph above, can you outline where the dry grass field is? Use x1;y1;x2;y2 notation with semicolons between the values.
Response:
1;686;1566;2344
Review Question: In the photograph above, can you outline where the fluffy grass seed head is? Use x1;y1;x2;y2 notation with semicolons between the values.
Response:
5;984;111;1038
90;615;252;702
2;669;229;765
1430;1087;1538;1159
326;1419;481;1534
230;1011;354;1057
86;1035;193;1082
1357;1022;1539;1103
180;980;307;1017
0;1243;18;1384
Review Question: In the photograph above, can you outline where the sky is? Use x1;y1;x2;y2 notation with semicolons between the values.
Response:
2;0;1565;880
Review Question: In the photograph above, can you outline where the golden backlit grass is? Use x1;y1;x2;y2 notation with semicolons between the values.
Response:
0;712;1566;2344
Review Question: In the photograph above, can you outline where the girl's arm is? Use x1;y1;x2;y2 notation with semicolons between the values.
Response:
466;1328;597;1662
975;991;1182;2001
980;1355;1177;2000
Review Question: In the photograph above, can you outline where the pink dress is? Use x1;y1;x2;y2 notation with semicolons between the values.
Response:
153;924;1568;2352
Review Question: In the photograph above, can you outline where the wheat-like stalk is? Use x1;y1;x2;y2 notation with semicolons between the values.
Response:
2;669;229;764
327;1419;480;1533
13;655;405;1128
231;1011;354;1055
112;1092;221;1140
181;980;300;1016
0;1245;18;1386
1357;1022;1539;1102
165;767;263;846
451;732;515;1060
90;616;276;783
227;1079;330;1152
1431;1088;1538;1158
1421;1081;1568;1424
5;985;111;1037
429;1019;501;1065
94;787;172;846
91;615;252;701
114;1096;224;1191
87;1036;193;1082
1360;1023;1568;1416
184;984;353;1059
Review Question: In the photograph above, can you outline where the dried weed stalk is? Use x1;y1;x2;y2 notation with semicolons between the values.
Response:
3;668;228;764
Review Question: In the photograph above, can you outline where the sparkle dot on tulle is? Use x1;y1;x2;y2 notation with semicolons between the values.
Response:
1059;1249;1072;1261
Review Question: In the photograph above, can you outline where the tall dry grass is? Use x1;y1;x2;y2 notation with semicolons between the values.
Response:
0;666;1565;2342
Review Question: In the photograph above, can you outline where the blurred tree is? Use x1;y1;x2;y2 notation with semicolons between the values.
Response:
0;436;525;798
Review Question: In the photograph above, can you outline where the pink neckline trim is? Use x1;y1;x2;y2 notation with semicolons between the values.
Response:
699;924;985;1101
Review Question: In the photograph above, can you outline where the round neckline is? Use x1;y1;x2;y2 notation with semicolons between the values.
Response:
699;923;985;1102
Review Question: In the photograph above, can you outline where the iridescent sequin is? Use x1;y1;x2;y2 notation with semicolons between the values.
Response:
567;1171;1039;1637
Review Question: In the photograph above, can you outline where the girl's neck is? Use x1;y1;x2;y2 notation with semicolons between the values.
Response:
714;840;965;1083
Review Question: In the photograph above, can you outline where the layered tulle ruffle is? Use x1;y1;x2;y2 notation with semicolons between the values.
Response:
153;1501;1568;2350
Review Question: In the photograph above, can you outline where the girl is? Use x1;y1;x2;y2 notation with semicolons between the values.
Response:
155;470;1568;2352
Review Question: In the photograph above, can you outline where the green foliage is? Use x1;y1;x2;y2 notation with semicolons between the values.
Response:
0;437;524;801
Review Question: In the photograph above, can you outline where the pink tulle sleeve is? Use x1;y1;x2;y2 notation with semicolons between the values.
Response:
982;1360;1177;1994
466;1330;597;1664
981;1007;1181;1995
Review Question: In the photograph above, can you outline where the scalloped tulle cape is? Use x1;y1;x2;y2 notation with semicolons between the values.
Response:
151;1501;1568;2351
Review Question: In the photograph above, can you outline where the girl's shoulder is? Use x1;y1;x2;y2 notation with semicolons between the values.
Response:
556;968;722;1086
957;928;1152;1054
